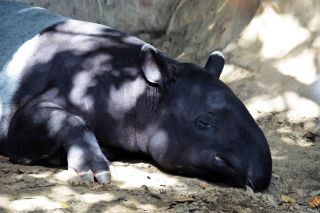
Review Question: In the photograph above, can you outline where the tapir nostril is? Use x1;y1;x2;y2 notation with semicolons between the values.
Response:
246;179;255;191
211;155;248;187
212;156;238;174
212;156;226;168
212;156;237;171
245;166;272;192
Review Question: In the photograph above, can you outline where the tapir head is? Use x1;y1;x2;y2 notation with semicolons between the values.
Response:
140;44;272;192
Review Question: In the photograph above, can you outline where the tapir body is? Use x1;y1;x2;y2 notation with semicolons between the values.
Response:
0;1;272;191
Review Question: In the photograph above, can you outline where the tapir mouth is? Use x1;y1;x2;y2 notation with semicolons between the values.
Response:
211;155;271;192
211;155;247;188
176;153;270;192
176;156;247;188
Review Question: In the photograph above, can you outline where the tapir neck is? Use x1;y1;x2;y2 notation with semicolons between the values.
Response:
134;84;163;154
94;67;163;155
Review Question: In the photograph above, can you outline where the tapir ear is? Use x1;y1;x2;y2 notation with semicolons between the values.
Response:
141;44;170;86
204;51;225;78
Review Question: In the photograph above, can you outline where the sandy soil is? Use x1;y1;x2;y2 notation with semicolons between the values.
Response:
1;1;320;212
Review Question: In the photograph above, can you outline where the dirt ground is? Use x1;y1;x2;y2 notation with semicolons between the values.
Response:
0;112;319;212
1;1;320;212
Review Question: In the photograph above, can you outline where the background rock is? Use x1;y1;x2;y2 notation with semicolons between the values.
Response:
9;0;260;62
9;0;180;35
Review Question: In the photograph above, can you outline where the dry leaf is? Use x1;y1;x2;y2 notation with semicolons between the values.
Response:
60;201;70;208
281;195;296;204
175;195;195;203
191;179;209;189
309;196;320;208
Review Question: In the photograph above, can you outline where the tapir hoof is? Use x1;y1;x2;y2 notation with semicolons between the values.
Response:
95;171;112;184
70;168;111;184
67;147;112;184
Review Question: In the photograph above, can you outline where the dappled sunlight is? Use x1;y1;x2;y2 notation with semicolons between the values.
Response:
270;155;287;161
240;4;310;59
54;168;82;182
281;135;314;147
247;92;320;119
246;95;286;118
80;192;115;203
276;49;317;85
284;92;320;118
110;162;178;189
4;35;40;79
9;196;63;211
221;64;253;83
51;185;75;197
0;195;11;211
69;71;96;112
276;123;315;147
27;171;52;179
107;76;146;120
227;1;320;122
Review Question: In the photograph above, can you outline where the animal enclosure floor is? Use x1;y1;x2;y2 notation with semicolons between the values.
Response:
0;113;319;212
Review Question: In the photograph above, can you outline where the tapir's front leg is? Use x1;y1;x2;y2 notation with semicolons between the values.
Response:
6;100;111;183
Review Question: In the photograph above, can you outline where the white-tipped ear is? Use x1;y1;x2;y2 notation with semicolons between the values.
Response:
141;44;163;85
205;51;225;78
141;43;157;53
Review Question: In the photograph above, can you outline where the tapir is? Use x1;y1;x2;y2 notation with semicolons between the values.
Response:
0;1;272;191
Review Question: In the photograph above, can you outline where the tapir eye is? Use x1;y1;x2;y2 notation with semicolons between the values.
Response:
195;114;215;130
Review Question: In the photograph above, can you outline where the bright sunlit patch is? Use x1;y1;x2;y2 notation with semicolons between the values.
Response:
10;196;63;211
4;35;40;78
0;195;11;209
69;71;96;111
272;155;287;160
247;95;286;118
240;5;310;59
54;169;79;182
67;145;85;171
52;186;75;196
309;13;320;32
0;35;41;113
284;92;320;118
28;172;52;179
281;136;315;147
221;64;253;83
276;50;317;85
62;20;111;35
107;77;146;119
111;163;177;189
123;36;144;45
247;92;320;119
177;52;186;60
80;193;115;204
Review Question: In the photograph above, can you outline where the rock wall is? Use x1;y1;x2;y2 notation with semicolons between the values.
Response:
8;0;260;63
6;0;320;117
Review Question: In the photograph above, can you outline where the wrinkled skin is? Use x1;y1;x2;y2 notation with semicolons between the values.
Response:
1;19;271;191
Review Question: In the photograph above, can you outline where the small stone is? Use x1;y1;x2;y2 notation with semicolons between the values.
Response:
23;175;35;183
309;190;320;197
142;185;148;191
17;169;25;174
15;174;24;181
303;131;317;142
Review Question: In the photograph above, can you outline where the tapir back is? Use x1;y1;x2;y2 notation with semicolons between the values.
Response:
0;1;68;139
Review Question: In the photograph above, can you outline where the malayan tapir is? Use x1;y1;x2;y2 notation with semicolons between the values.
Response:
0;1;272;191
